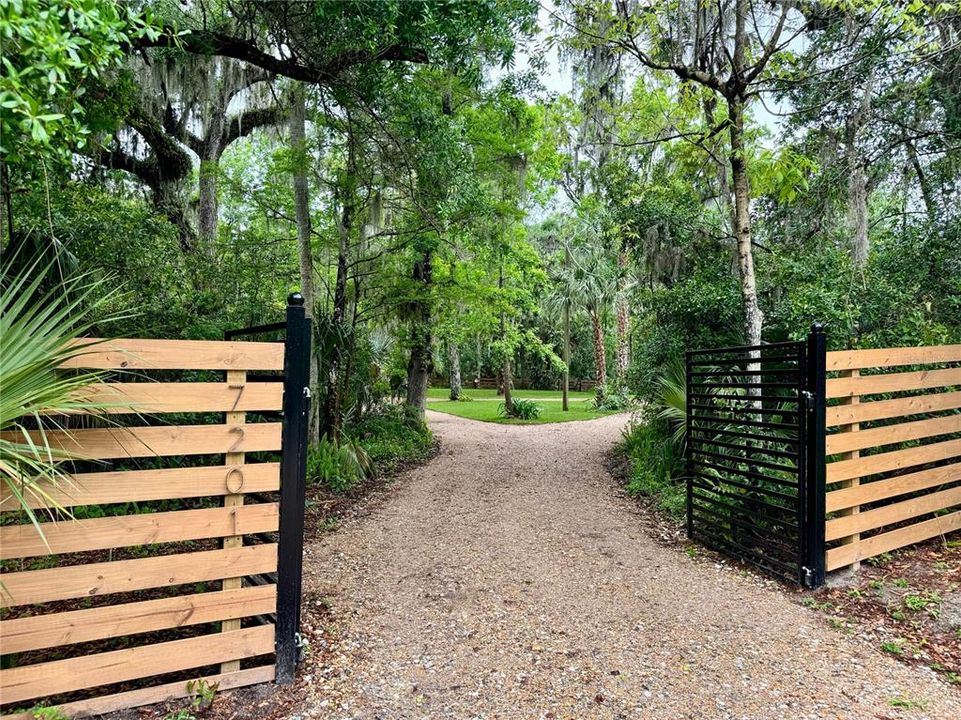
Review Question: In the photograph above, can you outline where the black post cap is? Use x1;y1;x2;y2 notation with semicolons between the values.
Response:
288;292;305;306
810;321;824;333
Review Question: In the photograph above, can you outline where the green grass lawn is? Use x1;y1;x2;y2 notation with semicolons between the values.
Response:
426;387;614;424
426;387;595;401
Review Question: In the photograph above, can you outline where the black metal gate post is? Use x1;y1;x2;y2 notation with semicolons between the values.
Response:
802;323;827;588
276;292;311;684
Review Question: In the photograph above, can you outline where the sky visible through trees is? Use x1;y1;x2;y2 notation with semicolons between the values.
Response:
2;0;959;435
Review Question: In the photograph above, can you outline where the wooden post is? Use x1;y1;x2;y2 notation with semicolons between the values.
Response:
837;369;861;572
221;368;246;673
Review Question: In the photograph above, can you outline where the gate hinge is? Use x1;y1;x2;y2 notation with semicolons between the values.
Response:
295;631;308;664
801;390;815;411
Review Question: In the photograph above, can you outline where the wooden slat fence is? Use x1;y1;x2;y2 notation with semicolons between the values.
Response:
823;344;961;571
0;338;285;717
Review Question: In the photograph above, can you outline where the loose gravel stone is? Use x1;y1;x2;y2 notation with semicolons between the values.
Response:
301;411;961;719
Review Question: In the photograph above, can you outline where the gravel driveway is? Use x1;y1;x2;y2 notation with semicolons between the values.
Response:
300;411;961;719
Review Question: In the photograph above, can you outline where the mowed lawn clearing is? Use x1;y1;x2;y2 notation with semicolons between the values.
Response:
426;387;614;424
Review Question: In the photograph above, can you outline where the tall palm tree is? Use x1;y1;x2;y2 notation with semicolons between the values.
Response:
544;211;619;404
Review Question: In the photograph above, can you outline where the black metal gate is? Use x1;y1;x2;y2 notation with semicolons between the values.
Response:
685;325;825;587
225;294;312;683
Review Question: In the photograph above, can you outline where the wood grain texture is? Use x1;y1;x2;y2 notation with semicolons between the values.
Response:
0;422;281;460
826;367;961;399
826;391;961;426
826;414;961;455
1;665;274;720
826;438;961;483
0;585;276;654
826;345;961;370
0;463;280;511
826;511;961;570
825;486;961;541
0;503;278;560
72;382;283;413
221;369;246;673
62;338;284;370
826;462;961;512
0;543;278;607
0;624;275;705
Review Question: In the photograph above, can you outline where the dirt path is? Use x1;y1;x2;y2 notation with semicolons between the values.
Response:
300;412;960;719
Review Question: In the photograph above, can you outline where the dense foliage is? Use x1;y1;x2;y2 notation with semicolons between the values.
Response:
3;0;960;496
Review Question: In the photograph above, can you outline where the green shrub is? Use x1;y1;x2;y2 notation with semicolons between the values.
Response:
593;386;634;411
499;398;541;419
618;414;686;520
306;436;371;495
350;405;433;472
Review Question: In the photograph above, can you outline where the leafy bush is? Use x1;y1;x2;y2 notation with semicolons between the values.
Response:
349;405;433;472
617;361;688;521
618;413;686;520
499;398;541;419
594;386;634;411
306;436;371;495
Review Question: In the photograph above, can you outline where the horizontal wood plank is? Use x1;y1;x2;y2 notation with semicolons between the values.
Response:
826;344;961;371
0;423;281;460
1;585;276;654
1;665;274;720
826;510;961;570
0;543;277;607
826;414;961;455
826;391;961;426
827;462;961;512
826;438;961;483
826;486;961;541
826;367;961;399
0;624;275;705
74;382;283;413
1;504;278;560
62;338;284;371
0;462;280;511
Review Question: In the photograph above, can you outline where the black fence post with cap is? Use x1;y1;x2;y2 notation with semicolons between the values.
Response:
275;292;311;684
802;322;827;588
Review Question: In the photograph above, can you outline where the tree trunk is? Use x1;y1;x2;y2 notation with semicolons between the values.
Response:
0;159;12;252
906;140;936;222
323;198;350;438
405;251;434;419
727;95;763;347
448;341;462;400
154;177;195;252
844;78;873;274
290;86;319;444
475;333;482;387
590;309;607;400
562;300;570;412
197;109;224;256
615;248;630;386
502;352;513;415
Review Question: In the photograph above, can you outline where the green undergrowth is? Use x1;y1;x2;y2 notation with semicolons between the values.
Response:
306;406;433;494
616;410;686;522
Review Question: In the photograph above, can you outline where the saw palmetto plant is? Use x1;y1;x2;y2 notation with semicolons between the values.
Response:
0;253;126;543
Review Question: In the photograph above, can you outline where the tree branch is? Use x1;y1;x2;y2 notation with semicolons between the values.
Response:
222;106;284;147
134;29;429;84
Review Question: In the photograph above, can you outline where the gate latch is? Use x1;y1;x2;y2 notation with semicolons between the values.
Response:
801;390;815;411
801;566;815;588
